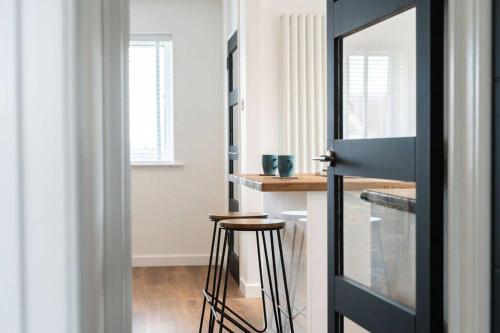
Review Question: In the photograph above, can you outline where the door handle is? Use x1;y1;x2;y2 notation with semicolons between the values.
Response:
312;150;336;165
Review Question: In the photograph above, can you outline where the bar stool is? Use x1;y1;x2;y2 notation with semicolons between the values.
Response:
208;218;295;333
199;212;268;333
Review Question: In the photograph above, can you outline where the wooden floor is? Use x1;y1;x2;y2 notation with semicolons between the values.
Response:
133;266;264;333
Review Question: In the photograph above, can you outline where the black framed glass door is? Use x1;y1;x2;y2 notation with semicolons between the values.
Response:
227;31;240;281
326;0;444;332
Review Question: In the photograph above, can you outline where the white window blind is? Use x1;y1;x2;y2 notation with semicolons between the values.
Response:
129;35;174;163
344;51;415;139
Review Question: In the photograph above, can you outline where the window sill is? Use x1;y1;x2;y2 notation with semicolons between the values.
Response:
130;162;184;167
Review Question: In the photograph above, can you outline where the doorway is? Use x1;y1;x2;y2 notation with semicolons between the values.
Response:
128;0;234;331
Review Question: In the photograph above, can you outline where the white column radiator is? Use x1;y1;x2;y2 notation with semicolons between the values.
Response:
281;14;327;173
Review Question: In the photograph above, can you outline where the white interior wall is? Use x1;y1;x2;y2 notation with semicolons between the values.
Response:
257;0;326;155
236;0;326;188
130;0;225;266
238;0;326;184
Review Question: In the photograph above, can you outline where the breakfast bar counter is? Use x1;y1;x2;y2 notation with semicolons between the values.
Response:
228;173;327;192
230;174;416;332
230;173;328;332
229;173;414;192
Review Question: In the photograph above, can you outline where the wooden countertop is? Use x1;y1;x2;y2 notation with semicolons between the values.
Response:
342;178;415;192
361;188;416;214
367;188;416;200
229;174;415;192
228;174;327;192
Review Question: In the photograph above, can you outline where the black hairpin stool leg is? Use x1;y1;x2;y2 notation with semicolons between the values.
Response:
218;230;233;333
270;231;284;332
261;231;281;332
213;230;258;333
199;221;218;333
211;230;271;333
277;230;295;333
211;229;229;332
203;218;292;333
255;231;268;332
209;227;224;332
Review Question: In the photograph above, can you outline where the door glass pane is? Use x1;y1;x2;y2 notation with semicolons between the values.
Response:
343;177;416;308
230;48;239;91
342;9;416;139
345;318;369;333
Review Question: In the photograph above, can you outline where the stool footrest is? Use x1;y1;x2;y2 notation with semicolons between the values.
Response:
261;287;305;320
203;289;267;333
261;288;290;320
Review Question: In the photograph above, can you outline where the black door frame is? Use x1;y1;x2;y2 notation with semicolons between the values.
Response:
326;0;444;332
227;31;240;281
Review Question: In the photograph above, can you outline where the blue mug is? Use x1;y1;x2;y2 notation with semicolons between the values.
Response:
278;155;294;177
262;155;278;176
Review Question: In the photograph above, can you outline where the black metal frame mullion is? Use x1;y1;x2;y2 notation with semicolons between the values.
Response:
327;0;341;329
334;277;415;331
333;137;416;181
415;0;444;331
333;0;415;38
327;0;444;332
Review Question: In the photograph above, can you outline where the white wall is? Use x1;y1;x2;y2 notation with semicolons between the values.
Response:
235;0;326;177
130;0;225;266
254;0;326;155
238;0;326;202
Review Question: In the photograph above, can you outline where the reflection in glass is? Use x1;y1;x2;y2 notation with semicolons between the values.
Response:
343;177;416;308
345;318;370;333
230;48;240;91
342;9;416;139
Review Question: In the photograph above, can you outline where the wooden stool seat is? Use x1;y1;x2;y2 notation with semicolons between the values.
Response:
208;211;268;222
219;218;285;231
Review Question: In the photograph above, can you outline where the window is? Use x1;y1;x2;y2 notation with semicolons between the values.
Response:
343;51;415;139
129;35;174;163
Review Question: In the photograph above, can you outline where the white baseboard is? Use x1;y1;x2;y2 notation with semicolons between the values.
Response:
133;256;262;298
239;277;261;298
132;254;216;267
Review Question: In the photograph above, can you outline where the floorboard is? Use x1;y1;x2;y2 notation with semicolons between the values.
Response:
133;266;264;333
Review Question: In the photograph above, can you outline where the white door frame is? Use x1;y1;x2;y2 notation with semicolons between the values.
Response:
0;0;131;332
447;0;492;331
102;0;131;331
